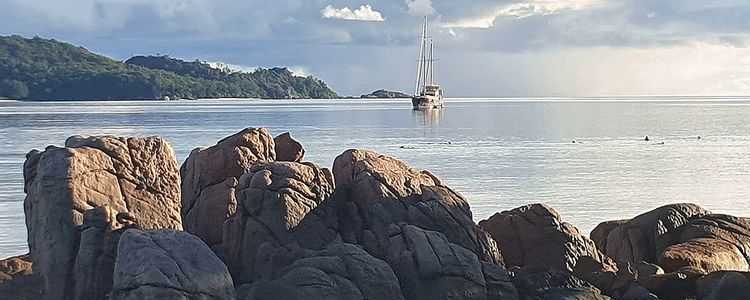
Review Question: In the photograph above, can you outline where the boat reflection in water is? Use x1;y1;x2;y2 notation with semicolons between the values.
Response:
411;107;443;128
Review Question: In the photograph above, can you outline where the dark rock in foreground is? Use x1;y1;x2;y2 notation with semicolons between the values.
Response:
111;229;234;300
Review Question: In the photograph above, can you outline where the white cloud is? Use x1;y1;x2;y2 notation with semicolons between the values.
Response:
441;0;603;28
405;0;435;16
321;4;384;21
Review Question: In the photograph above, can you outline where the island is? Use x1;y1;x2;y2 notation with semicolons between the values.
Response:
0;35;339;100
360;89;411;99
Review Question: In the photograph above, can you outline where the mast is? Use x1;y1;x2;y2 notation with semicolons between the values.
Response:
429;40;434;85
414;17;427;95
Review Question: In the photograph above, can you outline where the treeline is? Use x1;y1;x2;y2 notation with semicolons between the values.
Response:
0;35;339;100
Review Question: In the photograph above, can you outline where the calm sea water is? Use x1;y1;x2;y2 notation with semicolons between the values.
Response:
1;97;749;257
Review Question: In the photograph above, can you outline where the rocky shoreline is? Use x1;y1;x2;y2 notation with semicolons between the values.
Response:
1;128;748;299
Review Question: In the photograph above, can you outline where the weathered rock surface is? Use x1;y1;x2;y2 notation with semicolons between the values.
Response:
383;224;517;299
479;204;613;273
72;206;133;300
111;229;234;300
0;254;39;299
594;204;750;299
512;268;612;300
590;219;629;252
273;132;305;162
181;128;275;247
330;149;503;265
696;271;750;300
220;161;335;283
237;243;402;300
23;135;182;299
600;203;710;265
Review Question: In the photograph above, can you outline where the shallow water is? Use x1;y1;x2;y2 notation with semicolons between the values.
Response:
1;97;749;257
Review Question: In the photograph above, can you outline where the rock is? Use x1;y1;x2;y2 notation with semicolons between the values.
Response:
383;224;517;299
0;254;32;282
72;206;132;300
0;254;39;300
220;161;335;283
236;243;403;300
23;135;182;299
601;203;709;265
479;204;613;273
512;268;612;300
360;89;410;99
111;229;234;300
330;149;503;265
668;214;750;274
590;219;629;252
274;132;305;162
658;238;748;274
638;267;703;300
183;177;238;248
696;271;750;300
64;135;182;230
181;128;275;247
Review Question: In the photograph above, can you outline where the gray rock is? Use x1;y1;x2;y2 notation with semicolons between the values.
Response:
330;149;503;265
181;128;275;248
696;271;750;300
220;161;335;283
23;135;182;299
479;204;613;273
237;243;402;300
512;269;612;300
111;229;234;300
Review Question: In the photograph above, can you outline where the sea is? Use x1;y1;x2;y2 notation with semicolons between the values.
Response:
1;97;749;257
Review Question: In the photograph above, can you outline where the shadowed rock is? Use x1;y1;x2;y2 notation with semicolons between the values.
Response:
330;149;503;265
274;132;305;162
23;135;182;299
511;268;612;300
72;206;133;300
600;203;710;265
236;243;402;300
111;229;234;300
181;128;275;248
696;271;750;300
220;161;335;283
0;254;39;299
479;204;614;273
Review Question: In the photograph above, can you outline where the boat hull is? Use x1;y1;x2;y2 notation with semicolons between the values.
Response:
411;95;444;109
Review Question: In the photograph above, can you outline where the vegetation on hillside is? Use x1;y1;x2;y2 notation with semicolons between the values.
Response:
0;35;339;100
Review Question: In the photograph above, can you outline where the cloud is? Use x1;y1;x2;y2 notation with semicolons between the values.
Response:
441;0;603;28
405;0;435;16
321;4;384;22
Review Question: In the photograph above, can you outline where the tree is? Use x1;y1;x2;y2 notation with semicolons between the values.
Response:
0;79;29;99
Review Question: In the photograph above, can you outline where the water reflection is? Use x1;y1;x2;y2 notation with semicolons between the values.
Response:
411;108;443;128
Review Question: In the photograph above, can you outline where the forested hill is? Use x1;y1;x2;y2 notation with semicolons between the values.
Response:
0;35;339;100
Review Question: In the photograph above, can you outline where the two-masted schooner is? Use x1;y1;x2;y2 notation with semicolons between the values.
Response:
411;18;444;110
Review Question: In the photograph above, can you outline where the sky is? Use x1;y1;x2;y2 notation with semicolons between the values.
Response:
2;0;750;97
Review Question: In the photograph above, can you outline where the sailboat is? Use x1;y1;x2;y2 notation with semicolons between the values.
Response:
412;17;444;109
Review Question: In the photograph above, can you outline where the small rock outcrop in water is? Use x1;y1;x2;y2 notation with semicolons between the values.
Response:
111;229;234;299
360;89;411;98
23;135;182;299
3;128;750;300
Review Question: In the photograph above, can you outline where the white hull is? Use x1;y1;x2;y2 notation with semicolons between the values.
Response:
411;95;444;109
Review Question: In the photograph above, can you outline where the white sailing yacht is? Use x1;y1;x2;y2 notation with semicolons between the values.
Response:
412;17;444;109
